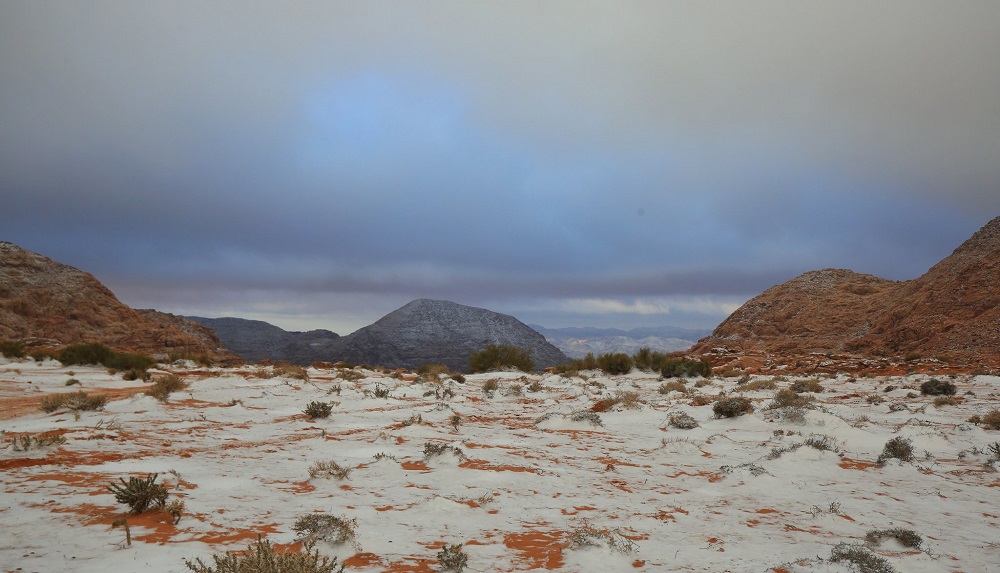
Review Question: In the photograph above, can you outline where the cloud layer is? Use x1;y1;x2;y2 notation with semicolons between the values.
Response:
2;2;998;334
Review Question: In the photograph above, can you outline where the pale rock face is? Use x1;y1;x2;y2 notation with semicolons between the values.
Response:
693;216;1000;369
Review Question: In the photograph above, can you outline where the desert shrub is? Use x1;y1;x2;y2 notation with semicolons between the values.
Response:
274;363;309;380
570;410;604;426
58;342;114;366
877;437;914;466
184;536;344;573
417;363;451;377
594;353;633;375
658;380;688;394
9;432;66;451
865;528;923;549
481;379;499;397
437;544;468;572
579;353;597;370
0;339;25;358
632;347;656;371
829;543;898;573
108;473;169;514
30;349;56;362
308;461;351;480
668;412;699;430
423;442;465;459
741;378;777;391
713;397;753;418
303;401;332;419
933;396;957;407
689;394;715;406
468;344;535;373
293;514;358;547
591;396;620;412
106;352;156;373
982;409;1000;430
615;390;642;409
146;374;187;402
335;369;363;381
789;379;824;393
920;378;956;396
803;434;836;452
40;390;108;413
768;389;815;410
660;357;711;379
371;383;391;398
566;520;638;554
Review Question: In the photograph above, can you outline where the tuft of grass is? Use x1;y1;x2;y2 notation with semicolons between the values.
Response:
768;389;816;410
712;396;753;418
303;401;333;419
437;544;469;572
933;396;958;407
658;380;688;394
308;460;352;480
741;378;778;391
40;391;107;413
423;442;465;460
184;536;344;573
829;543;898;573
482;379;499;397
9;432;66;451
372;383;391;398
145;374;187;402
877;436;914;466
979;409;1000;430
107;473;169;514
615;390;642;410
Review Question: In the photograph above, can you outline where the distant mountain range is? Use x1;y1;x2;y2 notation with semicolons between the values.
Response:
529;325;710;358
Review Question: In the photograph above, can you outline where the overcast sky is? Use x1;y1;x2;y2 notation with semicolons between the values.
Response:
2;2;998;335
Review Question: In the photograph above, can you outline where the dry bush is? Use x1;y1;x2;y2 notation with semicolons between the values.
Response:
741;378;777;391
829;543;898;573
877;437;914;466
712;397;753;418
469;344;535;373
789;379;824;393
437;544;468;572
668;412;699;430
920;378;956;396
658;380;688;394
40;391;107;413
293;514;358;548
865;528;923;549
983;409;1000;430
768;389;816;410
933;396;958;407
274;363;309;380
482;379;499;397
184;536;344;573
689;394;716;406
108;473;169;514
308;461;352;480
9;432;66;451
615;390;642;410
336;369;364;381
145;374;187;402
566;520;638;554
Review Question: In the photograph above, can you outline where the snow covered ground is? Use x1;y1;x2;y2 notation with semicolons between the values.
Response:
2;357;998;572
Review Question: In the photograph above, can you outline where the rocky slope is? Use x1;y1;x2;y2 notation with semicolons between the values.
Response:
692;216;1000;370
325;299;569;371
0;241;236;361
185;316;340;364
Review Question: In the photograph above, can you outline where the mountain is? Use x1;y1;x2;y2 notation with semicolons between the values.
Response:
0;241;236;361
692;216;1000;369
326;299;569;372
185;316;339;364
530;324;709;358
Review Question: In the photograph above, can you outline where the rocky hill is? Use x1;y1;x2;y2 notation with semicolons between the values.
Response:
530;324;709;358
325;299;569;372
692;216;1000;370
185;316;340;364
0;241;236;361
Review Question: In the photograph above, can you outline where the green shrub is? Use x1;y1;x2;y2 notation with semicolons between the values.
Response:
920;378;956;396
468;344;535;373
59;342;114;366
983;409;1000;430
108;473;169;514
145;374;188;402
660;357;711;378
303;401;332;419
0;339;25;359
106;352;156;373
877;436;914;466
632;347;656;371
712;397;753;418
596;353;633;375
184;536;344;573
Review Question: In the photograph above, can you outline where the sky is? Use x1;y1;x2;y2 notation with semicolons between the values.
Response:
2;2;999;336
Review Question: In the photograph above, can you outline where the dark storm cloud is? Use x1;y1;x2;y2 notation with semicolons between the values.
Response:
2;2;998;333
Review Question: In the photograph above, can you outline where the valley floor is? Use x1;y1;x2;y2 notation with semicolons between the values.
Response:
1;358;998;572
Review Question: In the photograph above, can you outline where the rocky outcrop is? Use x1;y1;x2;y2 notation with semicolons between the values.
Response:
325;299;569;372
692;216;1000;370
184;316;340;364
0;241;237;361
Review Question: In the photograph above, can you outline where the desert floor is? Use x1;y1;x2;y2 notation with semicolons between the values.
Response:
1;358;998;572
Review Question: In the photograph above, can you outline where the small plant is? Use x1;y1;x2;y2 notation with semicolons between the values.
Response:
829;543;898;573
667;412;699;430
933;396;958;407
146;374;187;402
40;391;108;413
570;410;604;426
920;378;956;396
591;396;620;412
423;442;465;459
981;409;1000;430
660;357;712;378
293;514;358;548
566;520;638;554
303;401;333;419
767;389;815;410
0;339;26;358
468;344;535;373
372;383;391;398
865;528;922;549
877;436;914;466
713;396;753;418
789;379;824;393
108;473;169;514
165;499;185;524
450;413;462;431
401;413;423;427
336;369;364;382
803;434;835;452
184;535;345;573
614;390;641;410
65;378;80;386
480;379;498;397
437;544;468;572
527;380;543;392
308;460;352;480
273;363;309;380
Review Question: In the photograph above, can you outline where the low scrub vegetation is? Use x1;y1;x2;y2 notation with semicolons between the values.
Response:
468;344;535;373
308;460;352;480
40;391;108;413
920;378;956;396
293;514;358;548
0;339;26;358
184;536;345;573
145;374;187;402
303;401;333;419
437;544;468;572
865;527;923;549
596;353;633;375
877;436;914;466
57;342;155;379
8;432;66;451
108;473;169;514
713;397;753;418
